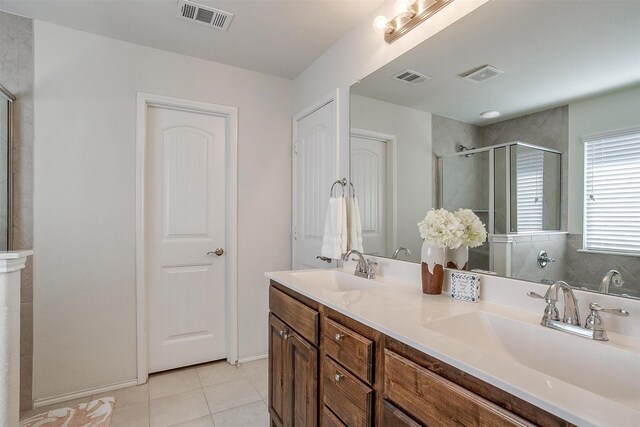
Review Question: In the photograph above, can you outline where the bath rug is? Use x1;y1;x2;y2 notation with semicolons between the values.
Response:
20;397;115;427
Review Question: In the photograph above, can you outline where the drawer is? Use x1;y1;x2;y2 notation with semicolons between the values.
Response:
324;317;374;384
322;406;346;427
384;350;534;427
323;356;373;427
381;400;422;427
269;285;319;345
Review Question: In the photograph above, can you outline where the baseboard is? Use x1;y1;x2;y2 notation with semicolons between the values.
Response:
237;353;268;364
33;379;138;408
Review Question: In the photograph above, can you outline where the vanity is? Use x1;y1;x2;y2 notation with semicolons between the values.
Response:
265;265;640;427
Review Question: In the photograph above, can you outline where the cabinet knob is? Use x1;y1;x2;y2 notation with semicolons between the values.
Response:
334;333;344;341
334;372;344;382
279;330;290;340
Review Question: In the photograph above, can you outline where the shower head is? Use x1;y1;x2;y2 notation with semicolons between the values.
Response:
458;144;476;157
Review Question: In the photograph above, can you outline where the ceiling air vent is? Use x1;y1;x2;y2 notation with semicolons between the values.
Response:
177;0;234;31
393;69;431;85
462;65;503;83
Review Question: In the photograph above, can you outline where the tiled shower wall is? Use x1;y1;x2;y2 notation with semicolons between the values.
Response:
0;11;34;411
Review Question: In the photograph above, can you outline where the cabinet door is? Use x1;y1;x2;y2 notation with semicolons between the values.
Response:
269;314;288;426
286;331;318;427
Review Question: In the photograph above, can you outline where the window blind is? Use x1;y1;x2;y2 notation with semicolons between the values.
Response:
516;149;544;231
584;127;640;254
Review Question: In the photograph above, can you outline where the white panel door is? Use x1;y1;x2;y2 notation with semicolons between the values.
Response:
351;136;387;256
293;100;336;269
147;106;226;373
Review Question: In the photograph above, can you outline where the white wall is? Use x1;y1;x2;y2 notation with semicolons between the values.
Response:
293;0;489;179
33;21;292;401
350;95;431;261
567;84;640;234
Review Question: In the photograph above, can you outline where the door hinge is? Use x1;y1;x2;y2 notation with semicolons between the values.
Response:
292;227;297;240
293;143;298;155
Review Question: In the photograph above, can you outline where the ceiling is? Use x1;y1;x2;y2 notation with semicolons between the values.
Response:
0;0;385;79
352;0;640;125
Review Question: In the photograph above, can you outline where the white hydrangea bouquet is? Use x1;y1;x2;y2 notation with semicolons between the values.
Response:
417;208;487;294
417;208;463;249
454;208;488;248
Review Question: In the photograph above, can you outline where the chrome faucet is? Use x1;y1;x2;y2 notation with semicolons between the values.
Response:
528;281;630;341
342;250;377;279
545;281;580;325
392;247;411;259
599;269;624;294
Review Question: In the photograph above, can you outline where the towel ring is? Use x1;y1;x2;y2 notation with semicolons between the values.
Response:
330;178;348;197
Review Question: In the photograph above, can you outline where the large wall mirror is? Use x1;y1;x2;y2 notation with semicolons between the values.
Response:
349;0;640;299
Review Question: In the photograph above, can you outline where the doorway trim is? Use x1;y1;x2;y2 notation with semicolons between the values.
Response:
350;127;398;253
291;89;339;269
135;92;238;384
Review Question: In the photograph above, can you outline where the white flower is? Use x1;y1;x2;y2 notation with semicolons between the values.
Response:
417;209;464;249
454;208;487;248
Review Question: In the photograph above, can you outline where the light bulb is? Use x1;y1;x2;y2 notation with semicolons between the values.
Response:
373;15;390;34
393;0;414;17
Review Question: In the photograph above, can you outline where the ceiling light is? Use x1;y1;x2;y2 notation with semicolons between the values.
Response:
374;0;454;44
393;0;416;18
373;15;394;34
480;111;501;119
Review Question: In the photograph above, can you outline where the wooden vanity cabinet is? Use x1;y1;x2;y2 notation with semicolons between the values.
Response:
268;281;573;427
269;285;320;427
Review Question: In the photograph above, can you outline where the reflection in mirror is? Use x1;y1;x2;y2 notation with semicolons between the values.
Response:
349;0;640;298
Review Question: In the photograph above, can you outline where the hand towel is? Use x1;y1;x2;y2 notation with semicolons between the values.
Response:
320;196;348;259
347;195;364;252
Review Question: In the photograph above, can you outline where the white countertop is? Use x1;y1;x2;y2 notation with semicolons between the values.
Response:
265;268;640;427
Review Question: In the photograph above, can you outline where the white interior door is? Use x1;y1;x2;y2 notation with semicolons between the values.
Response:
293;100;337;269
147;105;227;373
351;135;387;256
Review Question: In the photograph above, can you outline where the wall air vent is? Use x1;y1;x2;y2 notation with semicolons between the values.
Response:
462;65;503;83
393;69;431;85
177;0;234;31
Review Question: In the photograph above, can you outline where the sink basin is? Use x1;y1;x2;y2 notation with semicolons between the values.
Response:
290;270;380;292
424;311;640;409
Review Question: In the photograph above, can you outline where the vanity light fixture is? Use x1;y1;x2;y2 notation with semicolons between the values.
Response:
373;0;454;43
480;110;501;119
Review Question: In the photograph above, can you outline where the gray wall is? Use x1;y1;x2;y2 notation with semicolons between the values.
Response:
0;10;34;411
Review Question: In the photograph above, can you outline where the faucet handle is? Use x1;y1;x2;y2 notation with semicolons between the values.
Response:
585;303;629;338
528;291;559;324
588;303;630;317
527;291;546;300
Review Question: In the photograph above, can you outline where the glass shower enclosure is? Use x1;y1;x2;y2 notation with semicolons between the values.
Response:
438;142;562;270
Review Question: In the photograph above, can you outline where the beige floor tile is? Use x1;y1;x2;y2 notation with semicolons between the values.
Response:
110;401;150;427
248;372;268;403
197;361;246;388
149;368;202;400
93;383;149;408
170;415;215;427
150;389;210;427
203;377;261;414
240;358;267;377
20;397;91;420
211;401;269;427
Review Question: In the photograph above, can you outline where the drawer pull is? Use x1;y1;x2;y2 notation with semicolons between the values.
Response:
335;372;344;382
279;329;290;340
335;333;344;341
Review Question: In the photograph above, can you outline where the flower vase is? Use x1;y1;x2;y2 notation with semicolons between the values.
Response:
446;245;469;270
421;241;445;294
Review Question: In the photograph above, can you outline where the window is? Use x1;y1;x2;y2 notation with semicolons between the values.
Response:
516;148;544;231
584;127;640;254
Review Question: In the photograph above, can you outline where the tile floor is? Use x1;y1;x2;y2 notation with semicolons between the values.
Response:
20;358;270;427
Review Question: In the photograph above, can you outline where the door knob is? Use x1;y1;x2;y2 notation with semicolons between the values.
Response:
207;248;224;256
